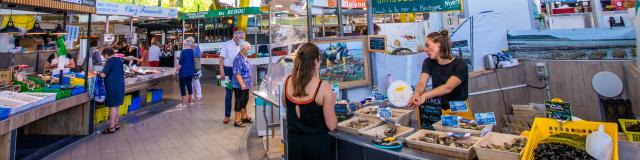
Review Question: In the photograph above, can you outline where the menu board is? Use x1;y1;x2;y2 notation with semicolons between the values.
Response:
368;36;387;52
417;98;443;130
545;101;572;121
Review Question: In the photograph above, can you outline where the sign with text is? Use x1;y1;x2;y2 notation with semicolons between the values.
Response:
540;0;578;3
372;0;462;14
441;115;459;127
545;101;572;121
417;98;443;130
96;2;178;18
449;101;468;112
180;7;266;20
368;35;387;52
58;0;96;7
329;0;366;8
474;112;497;125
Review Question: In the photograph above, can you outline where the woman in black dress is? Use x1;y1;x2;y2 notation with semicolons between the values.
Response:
282;43;337;160
99;48;125;134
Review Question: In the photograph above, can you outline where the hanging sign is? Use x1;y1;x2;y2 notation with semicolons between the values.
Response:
96;2;178;18
180;7;266;20
545;100;572;121
372;0;462;14
368;35;387;52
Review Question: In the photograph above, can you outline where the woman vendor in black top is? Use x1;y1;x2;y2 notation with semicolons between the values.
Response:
409;30;474;120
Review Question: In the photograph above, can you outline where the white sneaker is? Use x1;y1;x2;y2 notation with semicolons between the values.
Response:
176;104;186;108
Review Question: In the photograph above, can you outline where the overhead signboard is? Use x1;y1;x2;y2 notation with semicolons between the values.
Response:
96;1;178;18
180;7;266;20
328;0;366;8
58;0;96;7
372;0;462;14
540;0;578;3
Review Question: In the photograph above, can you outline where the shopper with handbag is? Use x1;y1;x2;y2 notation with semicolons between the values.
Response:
99;47;125;134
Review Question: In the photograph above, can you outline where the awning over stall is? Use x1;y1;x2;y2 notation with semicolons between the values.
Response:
0;0;96;14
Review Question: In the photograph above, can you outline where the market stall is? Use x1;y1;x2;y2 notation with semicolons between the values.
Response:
0;0;96;159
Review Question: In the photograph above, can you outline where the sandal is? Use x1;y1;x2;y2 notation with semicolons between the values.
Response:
233;121;246;128
102;127;117;134
115;124;121;131
242;117;253;123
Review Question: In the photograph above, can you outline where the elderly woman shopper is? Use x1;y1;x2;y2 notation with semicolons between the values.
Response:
99;48;125;134
231;42;254;127
176;37;196;107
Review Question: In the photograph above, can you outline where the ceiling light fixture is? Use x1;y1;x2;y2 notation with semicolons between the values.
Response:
274;5;283;8
51;11;67;35
0;6;21;34
27;8;46;35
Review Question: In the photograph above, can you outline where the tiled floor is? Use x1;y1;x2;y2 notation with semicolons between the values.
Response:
45;80;255;160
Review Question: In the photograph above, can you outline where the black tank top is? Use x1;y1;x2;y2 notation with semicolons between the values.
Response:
285;77;329;135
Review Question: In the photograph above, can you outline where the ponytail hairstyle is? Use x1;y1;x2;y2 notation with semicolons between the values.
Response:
291;43;321;97
427;30;452;60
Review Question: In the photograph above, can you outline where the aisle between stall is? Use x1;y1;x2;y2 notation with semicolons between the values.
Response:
89;2;178;130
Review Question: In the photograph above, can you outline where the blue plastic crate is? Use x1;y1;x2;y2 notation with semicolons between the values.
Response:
71;86;85;96
128;96;141;113
151;89;164;103
49;84;71;89
0;108;9;120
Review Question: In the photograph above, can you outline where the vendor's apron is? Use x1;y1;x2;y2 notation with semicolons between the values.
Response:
419;97;474;130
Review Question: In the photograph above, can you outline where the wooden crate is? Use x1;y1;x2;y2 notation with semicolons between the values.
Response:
359;124;415;139
432;120;493;137
336;116;383;135
405;129;480;160
512;104;534;116
354;106;414;126
473;132;525;160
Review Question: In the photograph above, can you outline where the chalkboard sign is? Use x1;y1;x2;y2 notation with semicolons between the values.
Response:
545;101;572;121
368;35;387;52
417;98;443;130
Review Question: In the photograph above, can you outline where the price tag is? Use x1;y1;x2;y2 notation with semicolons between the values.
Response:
449;101;468;112
441;115;459;127
474;112;497;125
378;107;392;119
545;100;572;121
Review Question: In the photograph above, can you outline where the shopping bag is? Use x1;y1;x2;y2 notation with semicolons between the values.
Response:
93;77;106;102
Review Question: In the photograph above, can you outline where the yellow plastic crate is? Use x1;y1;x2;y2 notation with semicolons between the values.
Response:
70;77;85;86
522;118;618;160
94;106;109;124
619;119;640;142
147;92;152;103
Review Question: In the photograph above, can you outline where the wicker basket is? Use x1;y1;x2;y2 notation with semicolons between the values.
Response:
433;120;494;137
337;116;383;135
354;106;414;126
473;132;524;160
360;124;415;139
405;129;480;160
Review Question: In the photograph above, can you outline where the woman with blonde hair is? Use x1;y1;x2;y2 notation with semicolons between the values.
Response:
175;37;196;107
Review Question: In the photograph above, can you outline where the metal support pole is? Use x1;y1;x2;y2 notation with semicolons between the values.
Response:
85;14;94;133
336;0;344;36
130;17;134;44
591;0;605;28
321;13;326;37
105;16;110;34
306;0;314;42
268;7;273;65
182;20;186;42
366;0;374;35
197;18;201;43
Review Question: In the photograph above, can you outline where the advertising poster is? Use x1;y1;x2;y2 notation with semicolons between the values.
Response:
271;25;308;49
378;22;425;55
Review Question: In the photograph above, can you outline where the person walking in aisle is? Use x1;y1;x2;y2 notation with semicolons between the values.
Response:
99;48;125;134
283;43;337;160
219;30;245;124
139;42;149;66
231;42;253;127
176;37;196;107
192;42;203;101
148;42;162;67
